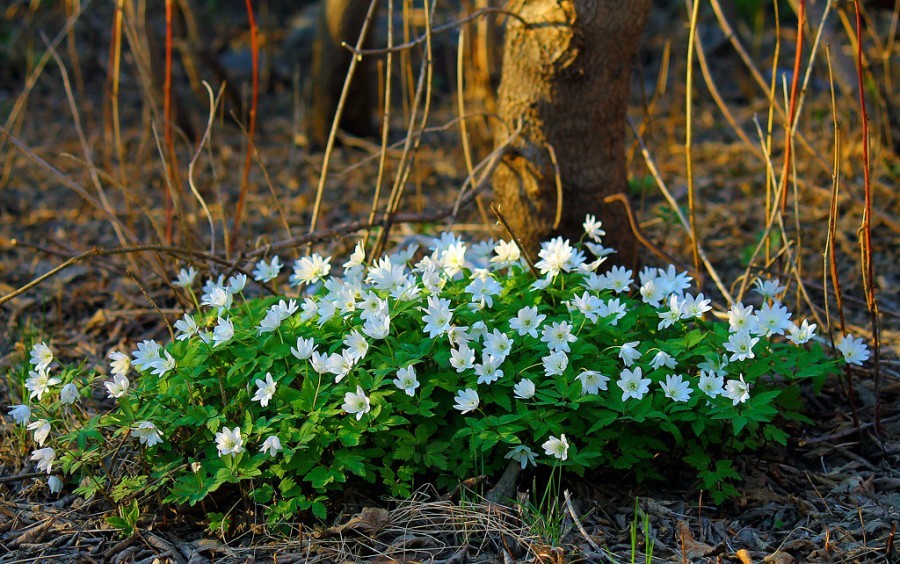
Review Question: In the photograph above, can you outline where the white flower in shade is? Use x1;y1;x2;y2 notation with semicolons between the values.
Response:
291;337;317;360
368;256;408;292
836;334;870;366
753;278;786;300
604;298;628;325
465;276;503;309
510;306;546;339
48;475;63;494
754;302;792;337
513;379;536;400
105;373;130;399
422;296;454;338
698;371;725;399
787;319;817;345
660;374;692;403
201;286;233;312
260;435;282;457
343;240;366;270
132;421;163;447
216;426;244;457
468;239;496;268
469;321;488;342
357;291;388;321
27;419;51;446
727;303;758;334
483;329;513;360
541;321;577;353
606;266;634;293
491;240;521;269
309;351;330;374
446;325;471;347
252;256;283;282
640;278;665;307
505;445;537;469
343;386;371;421
25;369;61;401
453;388;480;414
174;314;199;341
617;367;651;401
698;354;729;377
724;375;751;405
227;273;247;294
252;373;277;407
681;293;712;319
618;341;642;367
583;214;606;242
475;354;504;385
542;350;569;377
649;351;677;370
273;299;299;320
585;241;616;258
315;300;337;326
212;317;235;347
724;331;759;362
571;292;604;323
197;330;213;345
132;340;162;371
542;434;570;461
450;345;476;372
30;342;54;371
343;330;370;362
326;350;356;383
59;383;79;405
576;370;609;395
149;350;176;378
393;366;420;397
391;278;421;302
8;404;31;425
172;266;198;288
362;313;391;340
657;295;682;330
31;447;56;474
290;253;332;286
108;350;131;377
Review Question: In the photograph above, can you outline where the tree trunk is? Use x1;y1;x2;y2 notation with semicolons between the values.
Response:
308;0;376;148
492;0;651;265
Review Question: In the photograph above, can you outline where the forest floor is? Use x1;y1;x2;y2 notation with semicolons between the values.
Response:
1;2;899;562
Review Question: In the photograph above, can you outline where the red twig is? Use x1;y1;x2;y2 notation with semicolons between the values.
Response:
231;0;260;256
852;0;881;430
780;0;805;213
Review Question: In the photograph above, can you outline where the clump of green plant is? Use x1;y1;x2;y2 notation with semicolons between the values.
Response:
6;216;869;525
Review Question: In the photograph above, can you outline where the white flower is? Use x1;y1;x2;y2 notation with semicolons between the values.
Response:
535;237;573;278
491;240;521;269
510;306;546;338
212;317;235;347
604;298;628;325
724;331;759;362
542;434;570;461
8;404;31;425
453;388;480;414
483;329;513;360
680;293;711;319
571;292;604;323
727;303;758;334
542;350;569;377
108;350;131;377
541;321;577;353
754;302;792;337
649;351;677;370
606;266;634;293
698;371;725;398
836;334;870;366
132;340;162;371
290;253;332;286
25;369;61;401
469;321;488;342
256;310;282;335
105;373;130;399
440;242;467;277
787;319;817;345
260;435;282;457
446;325;471;347
343;240;366;270
505;445;537;468
342;386;371;421
201;286;233;312
583;214;605;242
657;294;682;330
215;426;244;457
474;354;504;385
343;330;370;362
698;354;729;377
310;351;330;374
724;375;751;405
450;345;476;372
617;367;650;401
576;370;609;395
252;373;277;407
48;475;63;494
59;383;79;405
362;313;391;340
174;314;199;341
753;278;786;300
660;374;692;403
357;291;388;321
640;278;665;307
326;350;356;383
393;366;420;397
253;256;283;283
513;379;536;400
28;419;51;446
31;447;56;474
149;350;176;378
227;273;247;294
132;421;163;447
30;342;54;372
368;256;408;292
618;341;642;367
172;266;197;288
291;337;317;360
422;296;454;338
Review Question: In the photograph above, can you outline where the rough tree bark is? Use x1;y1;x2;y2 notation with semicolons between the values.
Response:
492;0;651;265
308;0;376;148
